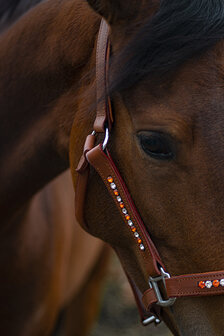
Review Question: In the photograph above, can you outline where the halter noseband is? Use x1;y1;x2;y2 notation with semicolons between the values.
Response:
75;19;224;326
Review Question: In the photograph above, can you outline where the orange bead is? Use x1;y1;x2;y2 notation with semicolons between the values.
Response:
125;215;130;221
120;203;124;209
107;177;113;183
213;280;220;288
138;239;142;244
114;190;119;196
131;227;136;232
198;281;205;289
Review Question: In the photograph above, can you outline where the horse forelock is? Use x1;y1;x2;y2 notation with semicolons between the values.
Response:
110;0;224;93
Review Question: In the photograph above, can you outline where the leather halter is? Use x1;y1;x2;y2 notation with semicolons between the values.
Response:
75;19;224;326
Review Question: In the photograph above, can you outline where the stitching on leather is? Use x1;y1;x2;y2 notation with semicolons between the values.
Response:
93;157;152;267
103;165;152;266
102;154;158;267
169;276;224;296
175;289;224;296
174;274;224;281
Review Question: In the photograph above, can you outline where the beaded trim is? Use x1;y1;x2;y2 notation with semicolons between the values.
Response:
107;176;145;251
198;279;224;289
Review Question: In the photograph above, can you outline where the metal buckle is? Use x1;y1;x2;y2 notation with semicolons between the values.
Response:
142;315;161;326
149;267;176;307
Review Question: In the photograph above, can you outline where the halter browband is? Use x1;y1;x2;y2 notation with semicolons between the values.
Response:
75;19;224;326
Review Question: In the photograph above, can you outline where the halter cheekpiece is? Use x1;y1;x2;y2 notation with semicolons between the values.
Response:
75;19;224;326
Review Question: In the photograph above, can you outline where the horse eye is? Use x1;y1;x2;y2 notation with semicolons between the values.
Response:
138;132;174;160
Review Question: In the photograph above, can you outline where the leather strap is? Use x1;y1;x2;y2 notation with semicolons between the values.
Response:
75;19;111;229
94;19;113;133
86;144;164;278
143;270;224;310
75;134;96;230
74;18;224;326
85;144;166;323
83;143;224;318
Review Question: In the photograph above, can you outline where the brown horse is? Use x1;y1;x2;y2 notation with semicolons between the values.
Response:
1;0;224;335
0;2;111;336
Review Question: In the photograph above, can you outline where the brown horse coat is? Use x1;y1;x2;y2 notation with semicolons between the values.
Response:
1;0;224;335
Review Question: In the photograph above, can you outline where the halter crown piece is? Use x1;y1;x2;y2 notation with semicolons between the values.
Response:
75;20;224;326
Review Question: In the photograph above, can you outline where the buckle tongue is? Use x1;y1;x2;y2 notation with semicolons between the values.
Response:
149;267;176;307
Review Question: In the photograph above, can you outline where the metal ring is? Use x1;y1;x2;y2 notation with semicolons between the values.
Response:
102;128;109;150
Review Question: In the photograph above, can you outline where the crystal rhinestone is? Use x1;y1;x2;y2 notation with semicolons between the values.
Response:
125;215;130;221
198;281;205;289
114;190;119;196
110;183;116;190
134;232;139;238
205;281;212;289
220;279;224;287
140;244;145;251
128;220;133;227
213;280;220;288
122;208;128;215
117;196;122;202
107;176;113;183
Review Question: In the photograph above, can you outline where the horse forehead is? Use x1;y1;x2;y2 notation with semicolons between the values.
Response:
122;58;224;135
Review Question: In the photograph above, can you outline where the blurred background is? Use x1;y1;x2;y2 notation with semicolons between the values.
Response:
89;253;172;336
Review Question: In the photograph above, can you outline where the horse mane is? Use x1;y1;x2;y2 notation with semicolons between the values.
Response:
0;0;43;31
111;0;224;92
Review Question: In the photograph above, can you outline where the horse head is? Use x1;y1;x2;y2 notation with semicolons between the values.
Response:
70;0;224;334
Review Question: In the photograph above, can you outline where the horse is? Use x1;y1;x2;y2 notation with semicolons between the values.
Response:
0;1;111;335
1;0;224;335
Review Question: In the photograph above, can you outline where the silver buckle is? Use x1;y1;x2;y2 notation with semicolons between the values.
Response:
149;267;176;307
142;315;161;326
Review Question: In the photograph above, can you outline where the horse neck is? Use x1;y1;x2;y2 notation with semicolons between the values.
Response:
0;0;99;222
0;0;43;33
